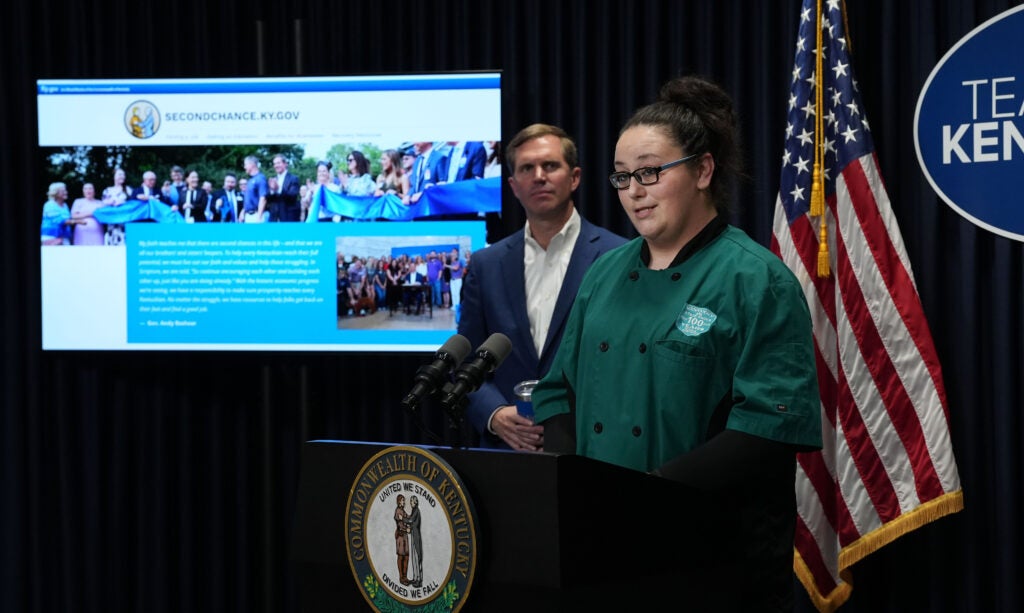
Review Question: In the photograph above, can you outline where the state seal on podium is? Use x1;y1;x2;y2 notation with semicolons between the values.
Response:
344;445;479;612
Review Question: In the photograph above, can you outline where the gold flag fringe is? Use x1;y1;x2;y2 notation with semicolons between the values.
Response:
795;490;965;613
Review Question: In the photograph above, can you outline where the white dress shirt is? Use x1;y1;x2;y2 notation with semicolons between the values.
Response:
446;142;466;183
523;207;581;357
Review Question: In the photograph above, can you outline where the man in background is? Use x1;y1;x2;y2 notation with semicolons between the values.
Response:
457;124;626;450
401;146;417;178
167;165;186;207
268;154;301;221
178;170;208;223
130;170;170;204
426;250;444;308
440;141;487;183
241;155;269;223
408;141;446;203
212;173;242;222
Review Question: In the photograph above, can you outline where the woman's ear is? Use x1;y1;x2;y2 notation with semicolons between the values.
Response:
696;153;715;190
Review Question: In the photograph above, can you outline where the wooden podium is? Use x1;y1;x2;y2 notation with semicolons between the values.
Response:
290;440;731;612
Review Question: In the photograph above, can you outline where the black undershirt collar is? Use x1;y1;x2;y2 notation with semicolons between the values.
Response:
639;214;729;269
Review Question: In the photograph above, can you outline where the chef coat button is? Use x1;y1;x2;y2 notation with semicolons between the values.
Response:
599;341;609;352
671;272;681;281
629;270;639;281
639;343;647;353
594;422;604;434
632;426;642;437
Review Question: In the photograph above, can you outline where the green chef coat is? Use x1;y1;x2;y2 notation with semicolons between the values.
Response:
533;226;822;473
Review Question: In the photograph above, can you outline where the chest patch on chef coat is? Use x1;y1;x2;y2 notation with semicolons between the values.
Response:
676;303;717;336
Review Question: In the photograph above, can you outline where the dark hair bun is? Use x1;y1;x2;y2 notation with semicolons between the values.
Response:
659;75;734;120
621;74;743;213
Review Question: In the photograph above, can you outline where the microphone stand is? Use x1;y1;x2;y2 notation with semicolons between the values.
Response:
398;383;472;449
400;402;446;447
439;381;472;448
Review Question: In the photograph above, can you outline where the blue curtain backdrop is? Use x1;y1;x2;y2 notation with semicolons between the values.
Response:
3;1;1022;611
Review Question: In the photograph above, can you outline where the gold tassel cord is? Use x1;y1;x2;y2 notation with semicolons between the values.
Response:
810;166;824;217
809;0;825;218
812;0;830;277
818;221;830;277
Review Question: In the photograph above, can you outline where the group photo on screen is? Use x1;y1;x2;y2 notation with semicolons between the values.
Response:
334;235;470;332
38;140;503;245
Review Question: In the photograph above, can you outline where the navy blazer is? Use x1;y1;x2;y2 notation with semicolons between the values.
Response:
440;141;487;182
280;172;301;201
457;214;627;448
410;148;447;194
212;188;244;222
267;171;302;220
176;187;209;222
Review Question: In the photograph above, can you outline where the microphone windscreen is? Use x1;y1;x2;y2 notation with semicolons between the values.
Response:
479;332;512;368
440;334;473;365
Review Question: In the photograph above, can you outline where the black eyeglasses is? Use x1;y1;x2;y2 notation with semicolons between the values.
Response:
608;153;700;190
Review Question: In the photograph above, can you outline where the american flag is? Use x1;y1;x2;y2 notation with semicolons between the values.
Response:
771;1;964;610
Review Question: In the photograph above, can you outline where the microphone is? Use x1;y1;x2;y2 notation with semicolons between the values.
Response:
440;333;513;419
401;334;473;412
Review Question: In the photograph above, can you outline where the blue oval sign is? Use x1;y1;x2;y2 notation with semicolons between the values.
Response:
915;5;1024;241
